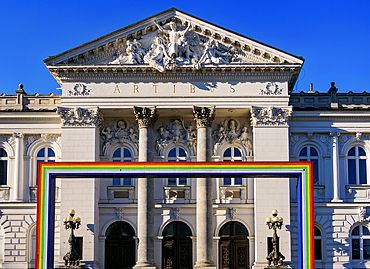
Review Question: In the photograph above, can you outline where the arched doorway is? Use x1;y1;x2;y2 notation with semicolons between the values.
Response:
219;221;249;269
105;221;135;269
162;221;192;269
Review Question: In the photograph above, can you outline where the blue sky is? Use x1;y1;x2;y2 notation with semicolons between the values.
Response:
1;0;369;95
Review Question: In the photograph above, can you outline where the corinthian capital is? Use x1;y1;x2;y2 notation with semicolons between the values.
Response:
57;107;103;127
192;106;215;128
251;106;292;127
133;106;158;128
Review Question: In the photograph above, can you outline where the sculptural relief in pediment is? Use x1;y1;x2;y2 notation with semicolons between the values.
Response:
66;17;291;73
97;20;244;72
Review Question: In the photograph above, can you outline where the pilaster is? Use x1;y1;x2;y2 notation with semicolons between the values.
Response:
58;107;102;269
251;106;292;269
12;132;23;201
331;131;342;202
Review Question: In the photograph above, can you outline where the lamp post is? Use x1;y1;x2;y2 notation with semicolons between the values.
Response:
266;209;285;267
63;209;82;267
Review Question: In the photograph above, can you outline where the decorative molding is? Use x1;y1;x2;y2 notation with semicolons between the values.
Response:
100;120;139;154
133;106;158;129
155;119;197;155
289;133;331;155
57;107;102;127
338;133;354;151
359;207;367;222
30;187;37;202
24;135;41;154
116;207;124;220
192;106;215;128
0;187;9;201
251;106;292;127
229;208;236;220
212;119;252;156
12;132;23;139
356;132;362;141
259;83;283;95
173;208;180;220
67;83;91;96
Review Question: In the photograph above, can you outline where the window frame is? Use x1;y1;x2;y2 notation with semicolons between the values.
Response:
0;148;8;186
347;145;367;185
314;226;323;261
111;147;134;186
221;145;244;186
351;224;370;261
34;146;56;186
299;145;320;185
166;146;189;186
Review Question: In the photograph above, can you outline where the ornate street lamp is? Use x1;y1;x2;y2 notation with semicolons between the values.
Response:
266;209;285;267
63;209;82;267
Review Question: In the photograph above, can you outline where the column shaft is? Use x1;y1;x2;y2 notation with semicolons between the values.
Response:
193;106;216;269
134;106;158;269
331;131;341;202
13;132;23;201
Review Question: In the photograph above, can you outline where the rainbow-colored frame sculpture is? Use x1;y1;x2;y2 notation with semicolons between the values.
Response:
36;161;314;269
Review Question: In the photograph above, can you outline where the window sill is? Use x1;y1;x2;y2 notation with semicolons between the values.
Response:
219;186;247;202
164;186;190;202
107;186;134;201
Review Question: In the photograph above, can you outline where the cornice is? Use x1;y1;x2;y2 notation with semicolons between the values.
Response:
48;64;300;91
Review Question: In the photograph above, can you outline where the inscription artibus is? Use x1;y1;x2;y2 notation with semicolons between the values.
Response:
113;84;237;94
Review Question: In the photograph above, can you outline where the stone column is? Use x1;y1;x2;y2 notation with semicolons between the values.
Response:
133;106;158;269
13;132;23;201
330;131;342;202
193;106;216;269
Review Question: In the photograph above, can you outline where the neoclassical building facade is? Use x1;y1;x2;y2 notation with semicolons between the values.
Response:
0;8;369;269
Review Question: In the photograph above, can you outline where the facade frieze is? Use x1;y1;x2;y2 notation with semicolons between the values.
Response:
57;107;103;127
251;106;292;127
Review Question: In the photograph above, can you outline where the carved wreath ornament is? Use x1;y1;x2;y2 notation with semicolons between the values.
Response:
67;84;91;96
260;83;282;95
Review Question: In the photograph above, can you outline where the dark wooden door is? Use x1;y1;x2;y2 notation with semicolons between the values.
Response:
105;238;135;269
220;237;249;269
163;237;192;269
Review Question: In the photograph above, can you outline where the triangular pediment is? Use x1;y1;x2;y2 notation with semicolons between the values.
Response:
44;8;304;73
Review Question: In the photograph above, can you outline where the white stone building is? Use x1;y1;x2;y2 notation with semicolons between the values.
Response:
0;8;369;269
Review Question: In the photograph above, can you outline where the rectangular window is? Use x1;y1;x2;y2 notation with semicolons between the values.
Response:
352;239;360;259
312;159;319;184
364;239;370;260
360;159;367;184
0;160;6;185
348;159;356;184
314;239;322;260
